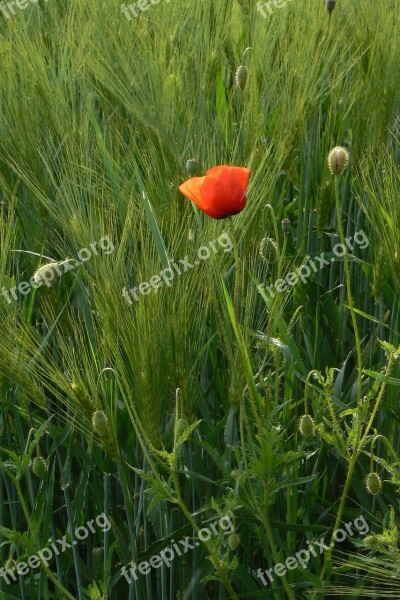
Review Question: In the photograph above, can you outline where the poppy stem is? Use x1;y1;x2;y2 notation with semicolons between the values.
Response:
334;177;362;400
229;219;241;322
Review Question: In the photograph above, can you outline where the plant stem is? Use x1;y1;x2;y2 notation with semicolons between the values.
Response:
171;471;239;600
262;483;295;600
229;219;241;322
12;480;77;600
335;178;363;400
309;353;394;599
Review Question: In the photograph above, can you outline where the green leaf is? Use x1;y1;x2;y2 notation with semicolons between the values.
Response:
133;163;170;271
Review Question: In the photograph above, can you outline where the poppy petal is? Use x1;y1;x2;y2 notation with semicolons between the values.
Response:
178;177;207;210
179;165;250;219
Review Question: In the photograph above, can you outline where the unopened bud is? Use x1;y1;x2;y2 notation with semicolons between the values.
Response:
92;410;109;437
235;66;248;90
298;415;315;437
259;237;277;262
186;158;200;176
326;0;336;14
327;146;349;175
281;218;291;234
365;472;382;495
228;533;241;550
4;558;17;571
32;457;47;478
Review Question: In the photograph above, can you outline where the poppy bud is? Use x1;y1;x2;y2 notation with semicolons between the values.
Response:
32;456;47;478
327;146;349;175
235;66;248;90
92;410;109;437
326;0;336;14
228;533;241;550
186;158;200;176
4;558;16;571
365;472;382;495
281;218;291;234
259;237;277;262
364;535;381;548
298;415;315;436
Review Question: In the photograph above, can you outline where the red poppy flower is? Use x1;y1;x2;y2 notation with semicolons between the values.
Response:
178;165;250;219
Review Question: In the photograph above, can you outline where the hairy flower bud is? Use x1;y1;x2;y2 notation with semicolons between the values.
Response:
32;457;47;478
228;533;241;551
4;558;16;572
281;218;291;234
298;415;315;437
365;472;382;495
186;158;200;176
259;237;277;263
327;146;349;175
92;410;109;437
235;66;248;90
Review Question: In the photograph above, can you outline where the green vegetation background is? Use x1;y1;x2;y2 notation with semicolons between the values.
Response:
0;0;399;598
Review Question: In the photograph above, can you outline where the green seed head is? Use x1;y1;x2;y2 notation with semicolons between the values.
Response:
327;146;349;175
298;415;315;437
186;158;200;176
92;410;109;437
259;237;277;263
372;250;387;302
228;532;241;551
32;457;47;478
235;66;248;90
71;382;90;401
365;472;382;495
